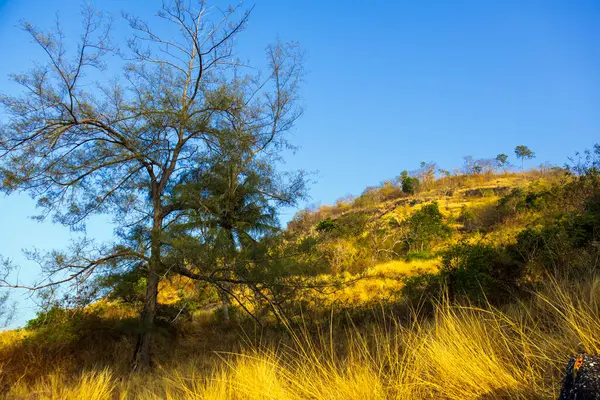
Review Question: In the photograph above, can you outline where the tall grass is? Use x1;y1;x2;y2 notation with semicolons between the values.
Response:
7;275;600;399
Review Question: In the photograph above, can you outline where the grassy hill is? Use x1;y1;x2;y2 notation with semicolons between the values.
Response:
2;163;600;399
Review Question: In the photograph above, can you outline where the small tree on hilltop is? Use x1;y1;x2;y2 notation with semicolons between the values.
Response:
495;153;509;173
400;170;420;195
515;145;535;176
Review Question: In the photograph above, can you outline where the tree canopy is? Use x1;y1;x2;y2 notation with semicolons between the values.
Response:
0;0;305;369
514;145;535;175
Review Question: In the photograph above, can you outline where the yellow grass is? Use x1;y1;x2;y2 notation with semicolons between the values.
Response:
7;275;598;399
297;258;440;308
368;258;439;276
8;369;114;400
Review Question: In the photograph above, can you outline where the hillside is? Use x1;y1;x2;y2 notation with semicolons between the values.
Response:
2;156;600;399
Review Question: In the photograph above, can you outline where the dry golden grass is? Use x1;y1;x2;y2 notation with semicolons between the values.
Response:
294;258;439;309
368;259;439;276
8;369;115;400
6;274;599;399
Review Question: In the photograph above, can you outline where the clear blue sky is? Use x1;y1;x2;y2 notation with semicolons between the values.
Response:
1;0;599;327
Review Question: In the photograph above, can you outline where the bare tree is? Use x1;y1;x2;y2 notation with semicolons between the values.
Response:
0;1;304;370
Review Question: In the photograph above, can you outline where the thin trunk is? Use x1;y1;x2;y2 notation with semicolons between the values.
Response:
220;290;230;322
132;265;159;371
521;158;524;176
132;203;162;371
220;229;236;323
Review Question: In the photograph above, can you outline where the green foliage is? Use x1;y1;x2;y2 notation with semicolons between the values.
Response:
24;305;141;348
336;213;370;238
458;206;479;232
316;213;369;239
514;204;600;274
316;218;337;233
514;226;570;269
440;242;522;304
99;270;147;303
497;188;526;215
401;176;420;195
25;307;70;331
495;153;509;170
440;243;495;301
495;187;548;221
406;202;451;251
401;272;442;301
515;145;535;173
514;145;535;160
405;250;437;261
0;0;308;368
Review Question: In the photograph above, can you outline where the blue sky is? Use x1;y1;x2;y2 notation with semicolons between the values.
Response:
1;0;599;327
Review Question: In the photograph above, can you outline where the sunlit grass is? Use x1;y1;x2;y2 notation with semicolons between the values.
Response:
9;369;115;400
7;275;599;399
369;258;439;275
296;258;440;308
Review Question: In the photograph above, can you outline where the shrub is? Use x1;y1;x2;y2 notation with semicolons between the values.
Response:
336;213;370;238
513;212;598;277
440;242;522;304
401;272;442;301
402;176;420;194
457;206;479;233
496;188;527;219
316;218;336;233
406;202;452;252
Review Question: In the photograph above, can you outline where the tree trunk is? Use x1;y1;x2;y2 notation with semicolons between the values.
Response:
132;206;162;371
220;229;236;323
521;159;524;176
132;267;159;371
220;290;230;322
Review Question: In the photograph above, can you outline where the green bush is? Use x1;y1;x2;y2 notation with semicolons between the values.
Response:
316;218;337;233
26;306;75;331
513;212;598;275
496;187;550;222
496;188;527;219
457;205;479;232
406;202;451;252
440;242;522;304
336;213;369;237
401;272;442;301
402;176;420;195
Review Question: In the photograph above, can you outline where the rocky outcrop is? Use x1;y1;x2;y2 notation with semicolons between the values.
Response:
559;354;600;400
